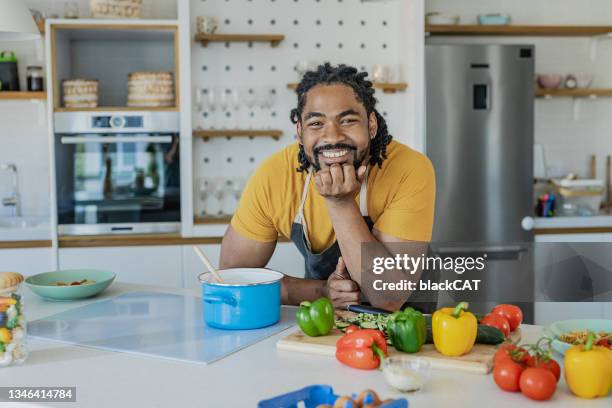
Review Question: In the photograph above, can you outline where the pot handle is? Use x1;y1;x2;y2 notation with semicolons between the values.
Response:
204;294;237;307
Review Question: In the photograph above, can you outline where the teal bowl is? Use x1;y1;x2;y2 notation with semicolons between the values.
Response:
25;269;116;301
543;319;612;356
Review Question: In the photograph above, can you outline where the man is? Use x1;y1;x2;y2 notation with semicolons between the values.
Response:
220;63;435;310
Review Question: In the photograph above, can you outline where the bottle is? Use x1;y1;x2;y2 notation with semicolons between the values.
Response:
26;66;44;92
0;272;28;367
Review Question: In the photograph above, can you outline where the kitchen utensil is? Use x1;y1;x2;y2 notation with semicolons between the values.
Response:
347;304;391;315
28;291;296;364
477;14;511;26
199;268;283;330
543;319;612;356
90;0;142;19
590;155;597;179
25;269;115;300
0;51;19;91
425;12;459;25
196;16;218;34
277;312;522;374
552;179;604;216
537;74;563;89
192;246;223;283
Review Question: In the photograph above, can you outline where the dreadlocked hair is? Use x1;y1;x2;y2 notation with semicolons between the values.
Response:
290;63;393;172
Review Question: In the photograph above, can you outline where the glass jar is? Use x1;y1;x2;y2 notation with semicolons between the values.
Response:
26;66;44;92
0;272;28;367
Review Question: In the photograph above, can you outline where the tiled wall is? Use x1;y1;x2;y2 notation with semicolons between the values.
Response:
427;0;612;180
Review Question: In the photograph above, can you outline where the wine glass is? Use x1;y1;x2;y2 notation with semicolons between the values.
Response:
229;87;241;128
194;87;203;112
197;177;212;218
204;88;218;129
213;176;227;218
243;87;257;129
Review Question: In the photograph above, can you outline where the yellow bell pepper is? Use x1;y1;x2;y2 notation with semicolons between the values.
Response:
432;301;477;357
564;332;612;399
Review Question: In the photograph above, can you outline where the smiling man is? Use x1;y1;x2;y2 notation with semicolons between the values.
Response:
220;63;435;310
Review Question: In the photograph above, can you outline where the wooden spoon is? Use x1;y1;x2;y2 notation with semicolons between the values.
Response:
193;246;224;283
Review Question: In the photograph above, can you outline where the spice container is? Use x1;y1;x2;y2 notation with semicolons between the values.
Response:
26;66;44;91
0;272;28;367
382;356;430;392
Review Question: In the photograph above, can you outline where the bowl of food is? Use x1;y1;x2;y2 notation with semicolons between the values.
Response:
382;356;430;392
543;319;612;355
25;269;116;301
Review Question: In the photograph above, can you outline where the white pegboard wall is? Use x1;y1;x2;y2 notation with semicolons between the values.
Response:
190;0;418;216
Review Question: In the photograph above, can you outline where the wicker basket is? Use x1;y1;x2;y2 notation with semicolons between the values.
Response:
62;79;99;108
127;71;175;107
90;0;143;19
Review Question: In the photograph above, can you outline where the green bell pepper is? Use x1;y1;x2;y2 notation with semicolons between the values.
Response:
296;297;335;337
387;307;426;353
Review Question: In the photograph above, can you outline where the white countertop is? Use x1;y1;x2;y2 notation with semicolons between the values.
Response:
0;217;51;242
535;215;612;229
5;283;609;408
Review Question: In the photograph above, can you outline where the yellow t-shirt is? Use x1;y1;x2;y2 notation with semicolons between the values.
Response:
231;140;436;253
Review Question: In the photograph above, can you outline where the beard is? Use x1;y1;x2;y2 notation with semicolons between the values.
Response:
305;141;370;171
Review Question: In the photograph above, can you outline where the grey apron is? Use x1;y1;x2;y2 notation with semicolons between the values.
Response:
290;168;372;280
289;167;439;314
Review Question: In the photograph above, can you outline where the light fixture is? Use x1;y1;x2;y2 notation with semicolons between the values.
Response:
0;0;40;41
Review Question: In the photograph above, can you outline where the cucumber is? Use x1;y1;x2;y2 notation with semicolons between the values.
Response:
423;315;505;345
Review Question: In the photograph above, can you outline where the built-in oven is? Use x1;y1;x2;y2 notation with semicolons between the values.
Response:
54;111;181;235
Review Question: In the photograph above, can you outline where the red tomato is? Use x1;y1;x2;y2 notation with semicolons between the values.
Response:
494;344;530;367
481;313;511;337
493;359;525;392
492;304;523;331
528;357;561;382
519;367;557;401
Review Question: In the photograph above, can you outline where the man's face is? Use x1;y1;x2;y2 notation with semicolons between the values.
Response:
297;84;377;172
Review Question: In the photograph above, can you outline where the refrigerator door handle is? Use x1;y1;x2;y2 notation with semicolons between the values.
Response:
433;246;528;261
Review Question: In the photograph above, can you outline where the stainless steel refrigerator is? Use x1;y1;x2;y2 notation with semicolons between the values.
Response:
426;44;535;322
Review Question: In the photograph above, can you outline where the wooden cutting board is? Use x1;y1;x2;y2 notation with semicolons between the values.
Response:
277;322;521;375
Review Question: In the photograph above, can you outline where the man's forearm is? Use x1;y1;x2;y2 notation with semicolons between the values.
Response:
326;200;424;310
281;276;327;305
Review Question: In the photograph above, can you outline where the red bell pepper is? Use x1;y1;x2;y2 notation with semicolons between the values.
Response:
335;328;388;370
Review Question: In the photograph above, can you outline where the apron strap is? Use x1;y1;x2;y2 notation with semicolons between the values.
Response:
295;166;369;251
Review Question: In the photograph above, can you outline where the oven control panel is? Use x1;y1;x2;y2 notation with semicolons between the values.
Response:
91;115;144;129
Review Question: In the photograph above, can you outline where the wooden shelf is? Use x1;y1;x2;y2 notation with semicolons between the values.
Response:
0;91;46;100
536;88;612;98
426;24;612;36
194;216;233;225
287;82;408;94
54;106;178;112
194;33;284;47
193;129;283;140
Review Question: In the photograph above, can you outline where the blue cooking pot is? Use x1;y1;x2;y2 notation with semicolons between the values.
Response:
199;268;283;330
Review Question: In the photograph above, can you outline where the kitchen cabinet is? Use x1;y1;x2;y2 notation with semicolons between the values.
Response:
0;248;54;276
182;242;305;290
59;246;183;288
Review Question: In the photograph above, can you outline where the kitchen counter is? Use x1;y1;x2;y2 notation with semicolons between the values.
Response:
0;217;52;247
6;283;608;408
535;215;612;234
